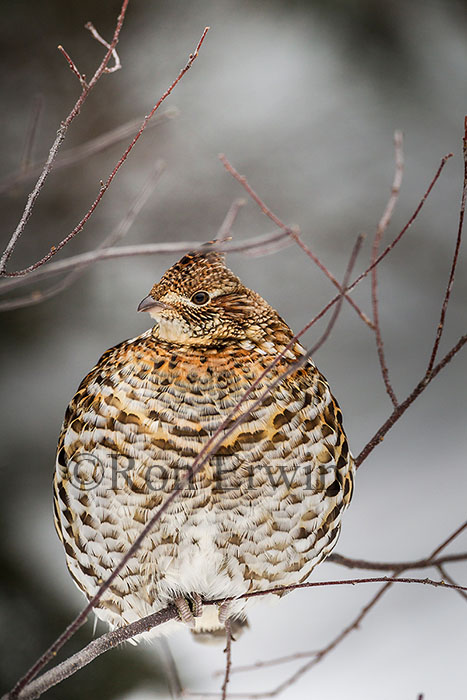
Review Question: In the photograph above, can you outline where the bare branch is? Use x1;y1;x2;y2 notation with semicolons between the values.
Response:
0;0;130;275
429;518;467;559
355;332;467;468
355;131;465;472
6;606;178;700
85;22;121;73
218;515;467;686
291;228;375;329
57;45;87;87
1;147;451;311
0;230;293;301
0;160;166;311
426;117;467;374
1;24;209;278
12;575;467;700
437;565;467;603
346;153;453;299
371;130;404;407
375;131;405;241
219;153;374;329
0;109;177;195
241;229;295;258
212;575;466;699
308;233;364;355
328;550;467;571
221;583;395;695
216;198;247;241
220;575;467;603
221;621;233;700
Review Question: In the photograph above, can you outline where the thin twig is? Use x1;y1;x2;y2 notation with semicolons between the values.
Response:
371;130;404;407
215;585;391;680
215;575;467;603
1;25;209;278
308;233;364;355
0;0;130;275
355;332;467;468
214;518;467;688
215;649;319;676
328;550;467;571
426;116;467;374
219;153;374;329
219;150;454;357
0;149;451;299
0;230;293;301
429;518;467;559
357;137;464;471
241;232;294;258
222;511;467;686
0;160;166;311
6;606;178;700
57;45;87;87
220;583;395;697
0;109;177;195
221;621;233;700
437;565;467;603
292;228;374;329
85;22;121;73
216;198;247;241
345;153;453;299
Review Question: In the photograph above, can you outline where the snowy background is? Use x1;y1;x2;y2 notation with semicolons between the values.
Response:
1;0;466;698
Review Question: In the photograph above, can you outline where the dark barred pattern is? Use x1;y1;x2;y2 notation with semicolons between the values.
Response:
54;250;354;639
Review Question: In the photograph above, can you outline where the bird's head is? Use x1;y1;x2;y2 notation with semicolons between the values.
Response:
137;248;287;347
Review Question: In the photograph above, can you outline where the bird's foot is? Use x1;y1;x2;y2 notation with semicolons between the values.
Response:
174;594;204;628
192;592;203;618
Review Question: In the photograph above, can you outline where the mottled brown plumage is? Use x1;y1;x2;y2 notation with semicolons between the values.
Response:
53;248;354;640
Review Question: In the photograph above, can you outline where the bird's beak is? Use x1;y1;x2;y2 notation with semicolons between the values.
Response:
137;296;170;313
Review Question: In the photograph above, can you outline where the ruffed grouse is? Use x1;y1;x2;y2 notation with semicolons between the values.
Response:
53;248;354;641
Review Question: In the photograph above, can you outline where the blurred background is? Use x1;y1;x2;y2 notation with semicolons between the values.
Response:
1;0;466;697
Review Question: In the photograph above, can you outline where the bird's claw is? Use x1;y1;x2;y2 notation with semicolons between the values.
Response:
174;594;204;628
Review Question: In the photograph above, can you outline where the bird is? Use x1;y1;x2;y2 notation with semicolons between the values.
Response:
53;246;354;642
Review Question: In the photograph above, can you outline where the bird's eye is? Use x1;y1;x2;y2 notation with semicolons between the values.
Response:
191;291;210;305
